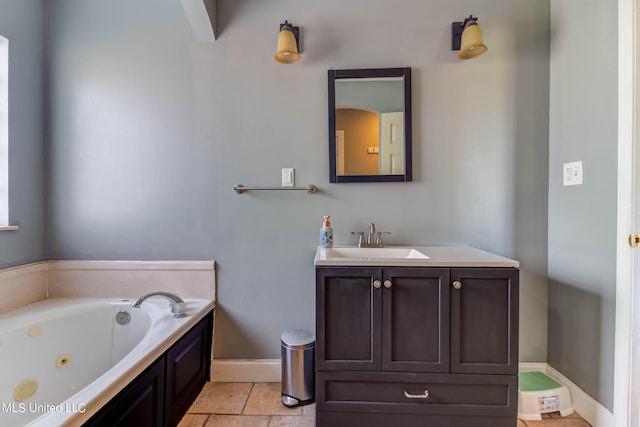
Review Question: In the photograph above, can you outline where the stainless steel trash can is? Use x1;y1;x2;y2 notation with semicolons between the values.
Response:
281;329;315;407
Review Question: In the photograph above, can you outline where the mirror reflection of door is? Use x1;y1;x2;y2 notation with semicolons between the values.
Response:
336;130;345;176
379;112;404;174
335;108;379;176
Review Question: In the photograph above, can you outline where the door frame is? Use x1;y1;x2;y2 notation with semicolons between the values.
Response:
614;0;637;425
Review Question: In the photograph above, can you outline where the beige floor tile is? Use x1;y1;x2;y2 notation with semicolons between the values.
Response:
521;411;592;426
524;417;592;427
188;382;254;414
542;412;564;419
204;414;269;427
566;411;586;418
301;403;315;418
243;383;303;416
518;419;528;427
178;414;209;427
267;415;315;427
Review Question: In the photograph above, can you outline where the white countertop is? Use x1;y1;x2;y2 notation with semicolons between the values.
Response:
314;245;519;268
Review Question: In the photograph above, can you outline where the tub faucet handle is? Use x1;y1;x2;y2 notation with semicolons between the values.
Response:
131;292;187;318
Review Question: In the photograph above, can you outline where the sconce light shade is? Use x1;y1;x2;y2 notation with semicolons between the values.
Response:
275;21;301;64
452;16;488;60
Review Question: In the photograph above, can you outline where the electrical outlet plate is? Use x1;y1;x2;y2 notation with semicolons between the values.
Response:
282;168;295;187
563;161;583;186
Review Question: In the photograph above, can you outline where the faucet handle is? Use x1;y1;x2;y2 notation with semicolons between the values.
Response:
375;231;391;247
351;231;365;247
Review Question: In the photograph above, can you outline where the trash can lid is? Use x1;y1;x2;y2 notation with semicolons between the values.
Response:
281;329;315;347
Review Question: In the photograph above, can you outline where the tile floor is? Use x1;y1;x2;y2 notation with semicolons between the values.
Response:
179;382;592;427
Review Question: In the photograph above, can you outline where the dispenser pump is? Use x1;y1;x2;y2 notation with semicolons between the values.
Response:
320;215;334;248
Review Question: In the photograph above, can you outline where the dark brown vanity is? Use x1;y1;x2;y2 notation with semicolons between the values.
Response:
314;246;519;427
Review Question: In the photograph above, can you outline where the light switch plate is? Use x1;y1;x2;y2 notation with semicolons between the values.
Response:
563;161;583;186
282;168;295;187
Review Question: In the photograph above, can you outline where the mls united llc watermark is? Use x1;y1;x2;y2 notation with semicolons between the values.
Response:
1;402;86;414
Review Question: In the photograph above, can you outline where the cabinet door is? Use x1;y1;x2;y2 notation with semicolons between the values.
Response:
165;312;213;427
316;267;382;371
85;357;165;427
382;268;450;372
450;268;519;375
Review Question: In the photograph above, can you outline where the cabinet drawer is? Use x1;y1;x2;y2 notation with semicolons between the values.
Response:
317;371;517;417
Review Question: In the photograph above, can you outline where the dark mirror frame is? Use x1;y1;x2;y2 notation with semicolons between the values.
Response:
328;67;412;183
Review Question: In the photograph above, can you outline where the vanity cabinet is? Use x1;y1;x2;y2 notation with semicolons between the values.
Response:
315;266;518;427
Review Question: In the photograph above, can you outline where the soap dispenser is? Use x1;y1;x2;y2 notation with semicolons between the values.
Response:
320;216;333;248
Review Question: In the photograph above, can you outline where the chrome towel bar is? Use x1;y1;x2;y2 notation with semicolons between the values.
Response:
233;184;318;194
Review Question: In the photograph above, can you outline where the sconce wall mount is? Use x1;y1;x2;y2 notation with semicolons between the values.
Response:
275;20;301;64
451;15;488;60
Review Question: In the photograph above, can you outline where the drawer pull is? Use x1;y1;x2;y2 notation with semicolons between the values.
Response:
373;280;382;289
453;280;462;290
384;280;392;289
403;390;429;399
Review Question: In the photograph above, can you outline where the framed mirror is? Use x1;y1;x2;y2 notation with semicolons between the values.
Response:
328;67;412;183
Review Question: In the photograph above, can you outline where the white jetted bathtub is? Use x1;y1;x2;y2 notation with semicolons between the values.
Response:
0;297;214;427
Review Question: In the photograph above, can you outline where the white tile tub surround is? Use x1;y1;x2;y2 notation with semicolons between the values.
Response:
0;262;48;315
47;260;216;300
0;260;216;313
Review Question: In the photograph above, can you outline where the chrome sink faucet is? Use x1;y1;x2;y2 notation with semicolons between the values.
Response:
367;223;376;246
351;223;391;247
131;291;187;318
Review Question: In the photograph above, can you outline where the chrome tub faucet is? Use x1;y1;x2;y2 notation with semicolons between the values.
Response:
131;291;187;318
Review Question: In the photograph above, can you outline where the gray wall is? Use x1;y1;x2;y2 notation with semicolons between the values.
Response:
548;0;618;410
47;0;550;363
0;0;45;268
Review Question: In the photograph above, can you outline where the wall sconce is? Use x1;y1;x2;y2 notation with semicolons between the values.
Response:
274;20;301;64
451;15;488;60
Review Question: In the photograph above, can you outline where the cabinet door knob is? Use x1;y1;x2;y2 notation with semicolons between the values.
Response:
373;280;382;289
383;280;392;289
453;280;462;290
403;390;429;399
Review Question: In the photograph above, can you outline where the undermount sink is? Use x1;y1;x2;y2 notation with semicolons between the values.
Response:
328;247;430;260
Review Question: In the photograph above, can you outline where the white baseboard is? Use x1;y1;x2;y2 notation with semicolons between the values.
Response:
545;365;614;427
519;362;547;372
211;359;281;383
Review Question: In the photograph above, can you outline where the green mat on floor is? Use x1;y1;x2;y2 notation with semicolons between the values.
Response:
518;371;562;392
